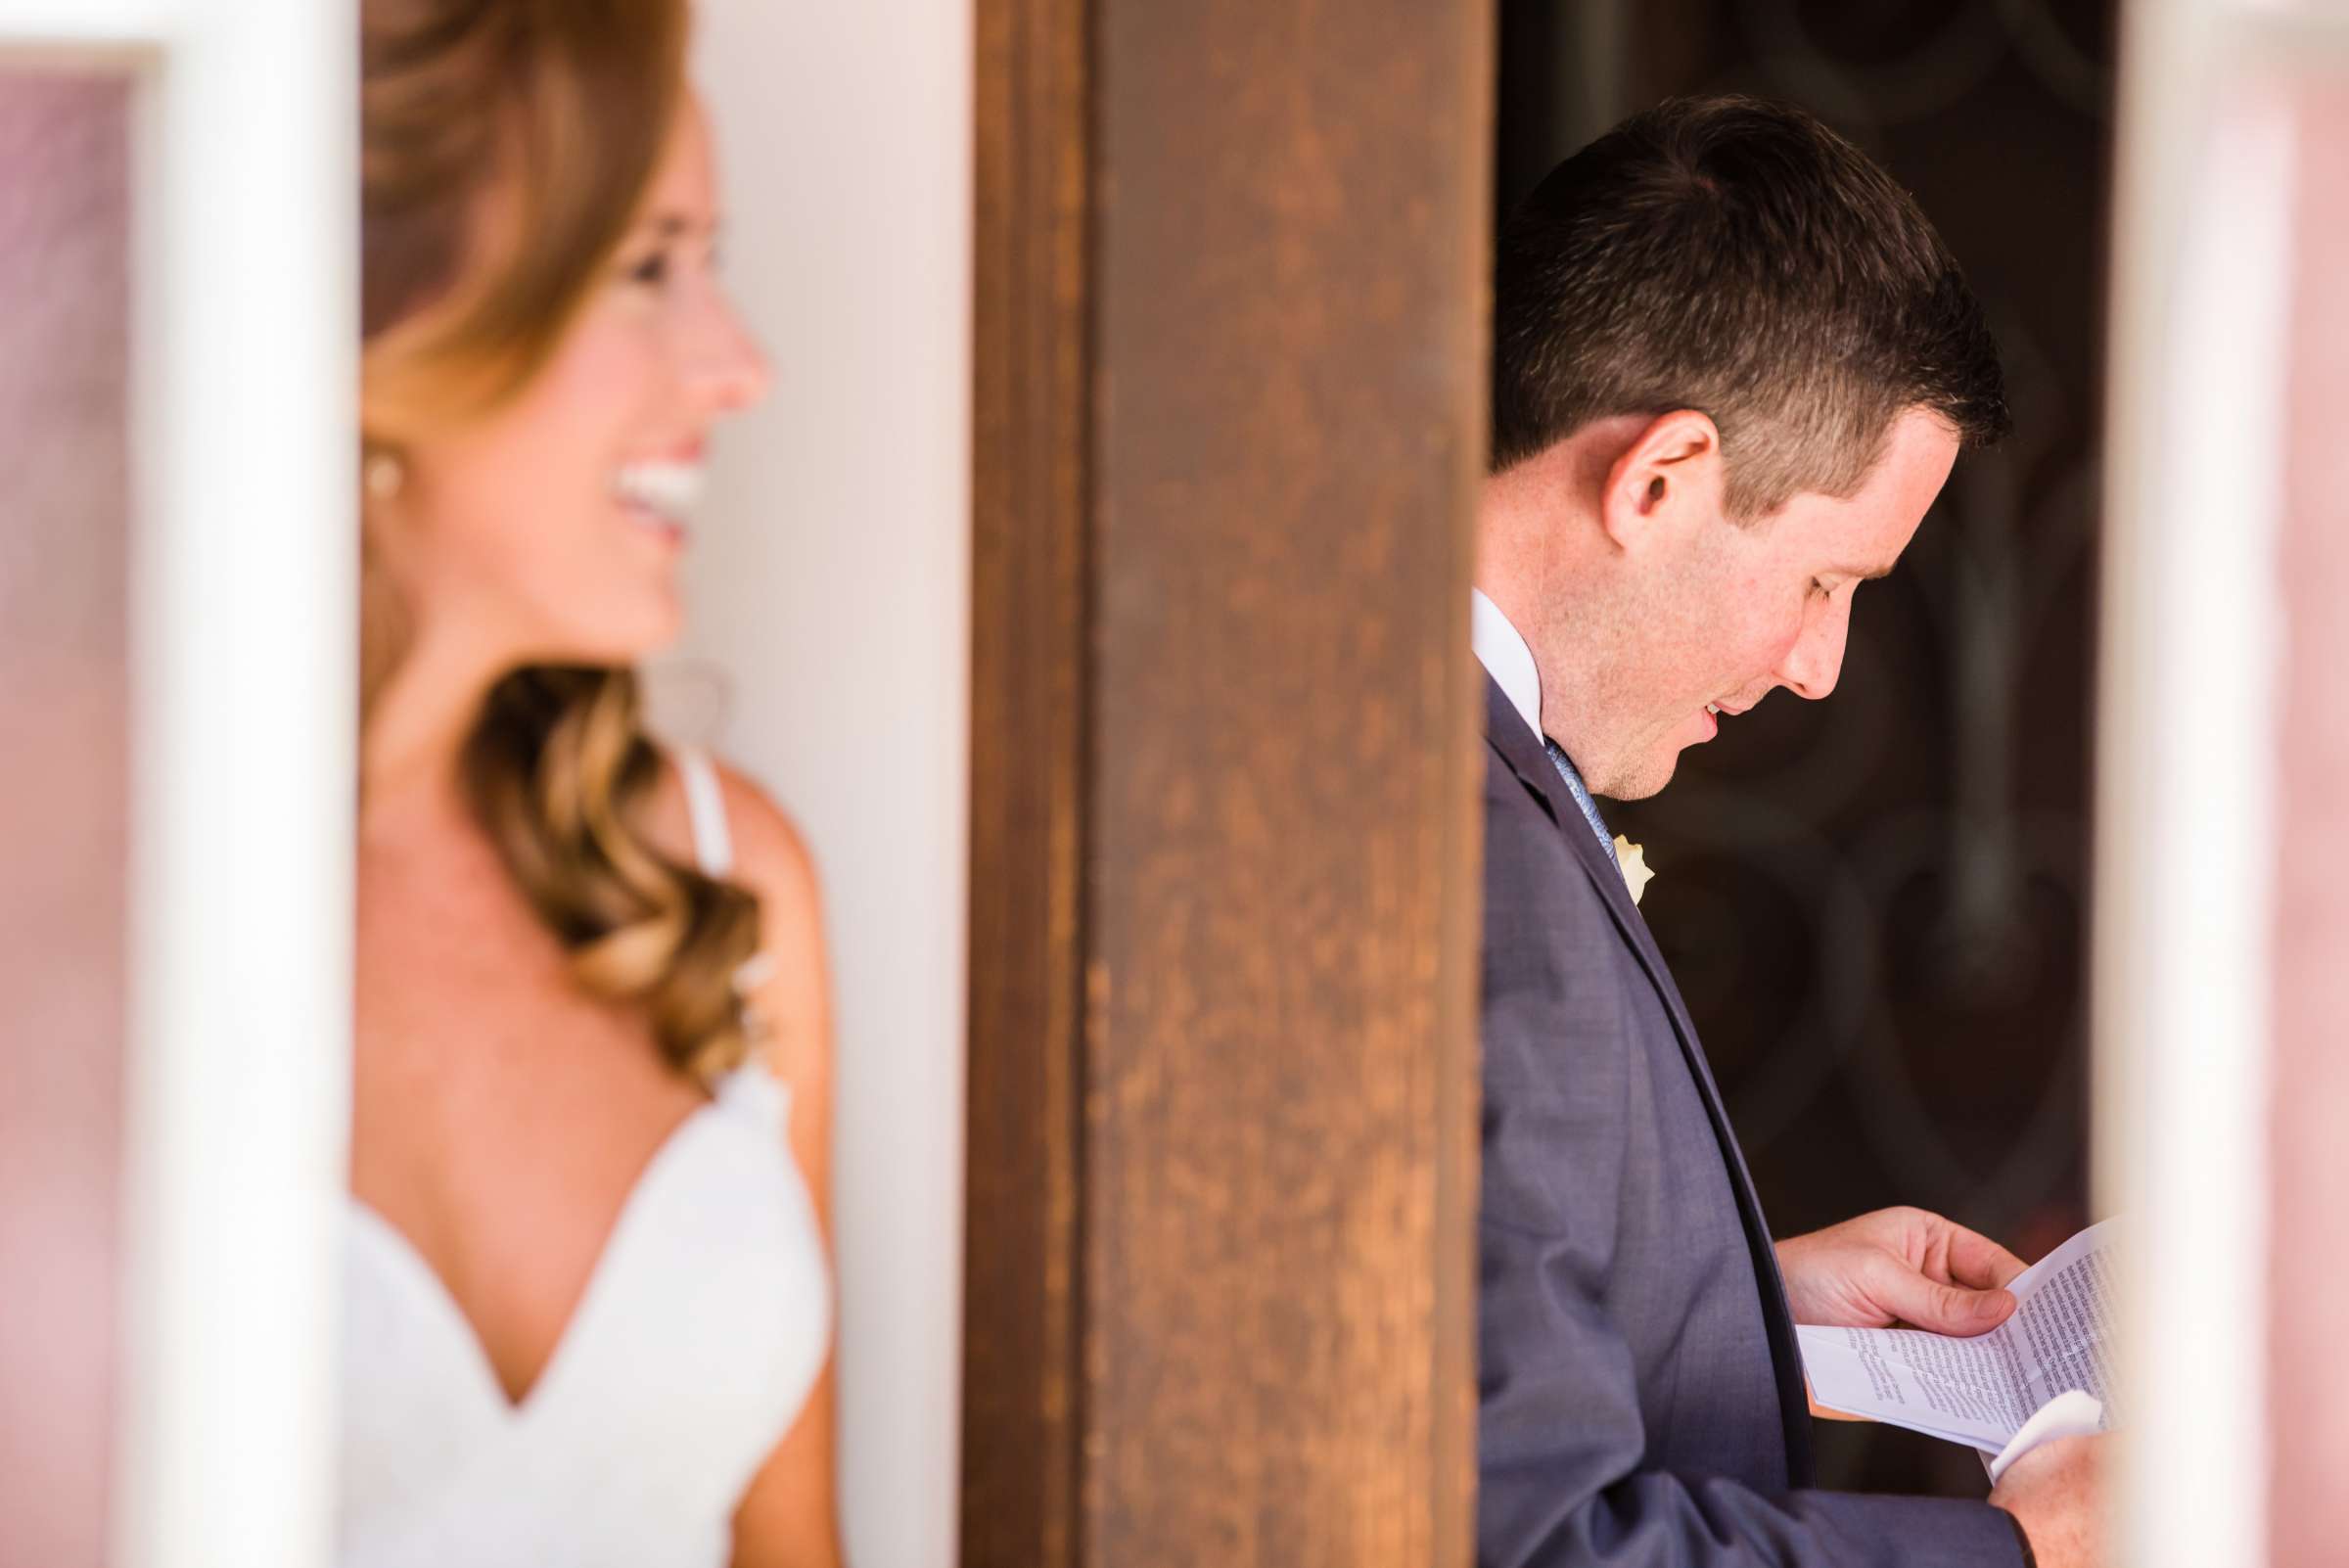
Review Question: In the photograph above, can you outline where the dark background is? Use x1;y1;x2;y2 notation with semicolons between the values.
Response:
1493;0;2116;1499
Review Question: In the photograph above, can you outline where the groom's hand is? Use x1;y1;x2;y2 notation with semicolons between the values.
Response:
1774;1206;2026;1337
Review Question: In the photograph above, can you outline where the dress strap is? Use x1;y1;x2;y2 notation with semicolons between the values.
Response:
674;749;784;1102
674;747;734;879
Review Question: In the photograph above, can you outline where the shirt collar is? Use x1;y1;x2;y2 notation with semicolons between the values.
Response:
1471;588;1543;744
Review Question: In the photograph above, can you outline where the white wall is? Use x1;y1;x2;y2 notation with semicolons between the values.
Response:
677;6;971;1566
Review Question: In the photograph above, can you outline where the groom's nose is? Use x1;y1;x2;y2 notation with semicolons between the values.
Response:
1776;601;1851;702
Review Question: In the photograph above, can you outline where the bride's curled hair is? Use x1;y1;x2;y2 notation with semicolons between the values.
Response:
359;0;762;1081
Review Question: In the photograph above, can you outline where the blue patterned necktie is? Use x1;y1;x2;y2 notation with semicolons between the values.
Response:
1543;739;1619;860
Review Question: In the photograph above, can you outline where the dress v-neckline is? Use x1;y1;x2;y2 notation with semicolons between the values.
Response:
347;1093;727;1416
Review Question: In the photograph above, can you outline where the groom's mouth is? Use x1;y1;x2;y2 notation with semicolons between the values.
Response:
1697;698;1750;741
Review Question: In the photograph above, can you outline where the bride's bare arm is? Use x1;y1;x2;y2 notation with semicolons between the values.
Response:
713;763;843;1568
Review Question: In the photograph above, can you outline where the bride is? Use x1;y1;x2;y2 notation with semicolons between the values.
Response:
344;2;837;1562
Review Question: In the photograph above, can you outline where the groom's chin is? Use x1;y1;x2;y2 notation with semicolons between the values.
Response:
1603;747;1681;805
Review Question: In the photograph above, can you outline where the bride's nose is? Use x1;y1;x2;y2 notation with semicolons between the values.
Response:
685;285;773;415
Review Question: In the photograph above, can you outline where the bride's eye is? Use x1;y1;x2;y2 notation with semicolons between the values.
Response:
624;249;671;288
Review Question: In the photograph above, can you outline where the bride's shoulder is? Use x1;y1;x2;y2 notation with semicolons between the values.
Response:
642;750;823;932
651;751;832;1088
685;751;826;910
707;756;821;928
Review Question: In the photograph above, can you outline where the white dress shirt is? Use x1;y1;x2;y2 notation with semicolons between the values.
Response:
1471;587;1543;744
1471;589;1643;895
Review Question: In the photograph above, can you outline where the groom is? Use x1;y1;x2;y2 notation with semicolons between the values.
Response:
1474;98;2100;1567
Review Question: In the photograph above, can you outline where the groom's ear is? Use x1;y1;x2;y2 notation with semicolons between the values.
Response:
1598;409;1724;555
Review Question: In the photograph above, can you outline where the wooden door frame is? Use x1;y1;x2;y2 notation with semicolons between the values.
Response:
962;1;1495;1563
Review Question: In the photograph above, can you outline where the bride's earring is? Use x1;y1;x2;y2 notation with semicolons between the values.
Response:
364;450;406;501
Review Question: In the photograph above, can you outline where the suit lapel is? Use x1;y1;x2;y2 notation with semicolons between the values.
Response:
1481;674;1815;1483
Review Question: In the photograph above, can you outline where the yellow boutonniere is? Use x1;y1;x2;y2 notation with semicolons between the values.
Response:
1613;835;1653;905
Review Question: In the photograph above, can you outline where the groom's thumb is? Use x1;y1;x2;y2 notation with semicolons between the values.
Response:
1935;1283;2016;1336
1884;1269;2016;1336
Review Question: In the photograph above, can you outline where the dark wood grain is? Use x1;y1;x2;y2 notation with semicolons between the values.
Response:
964;1;1493;1563
962;0;1093;1560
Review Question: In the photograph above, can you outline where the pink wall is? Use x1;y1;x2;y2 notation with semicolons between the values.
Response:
2268;70;2349;1568
0;70;133;1568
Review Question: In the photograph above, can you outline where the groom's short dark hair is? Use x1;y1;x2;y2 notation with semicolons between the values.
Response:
1491;94;2008;520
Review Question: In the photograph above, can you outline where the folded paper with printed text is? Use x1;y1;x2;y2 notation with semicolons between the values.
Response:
1797;1219;2118;1479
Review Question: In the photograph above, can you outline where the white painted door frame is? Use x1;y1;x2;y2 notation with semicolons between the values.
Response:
2099;3;2349;1565
0;3;356;1565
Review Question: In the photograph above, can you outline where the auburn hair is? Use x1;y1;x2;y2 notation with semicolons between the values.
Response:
359;0;761;1081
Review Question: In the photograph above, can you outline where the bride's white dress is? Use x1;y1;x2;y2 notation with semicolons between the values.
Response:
339;751;832;1567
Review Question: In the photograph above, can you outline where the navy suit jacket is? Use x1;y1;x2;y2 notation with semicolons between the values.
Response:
1477;673;2027;1567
